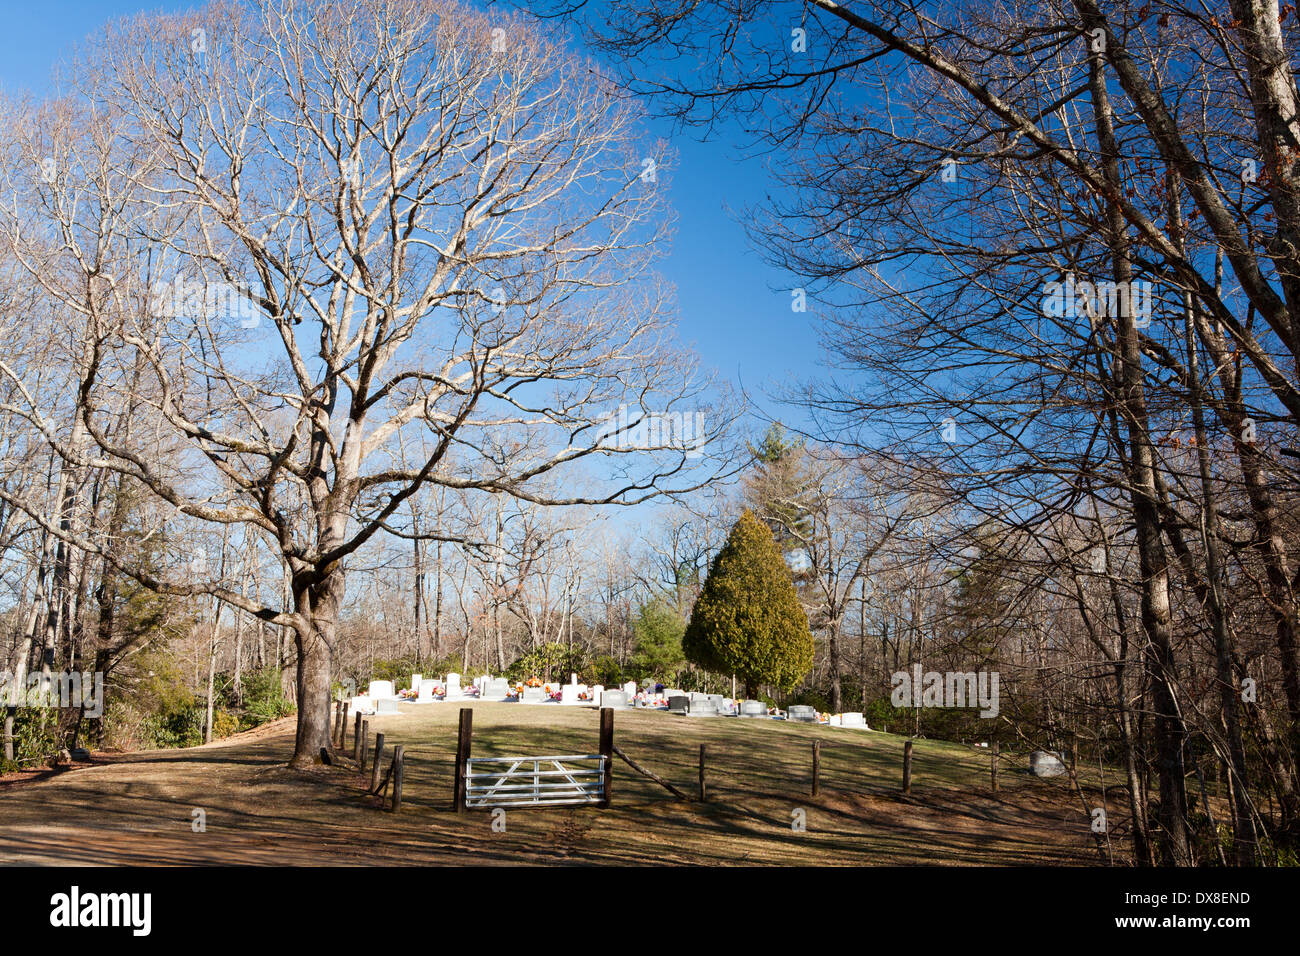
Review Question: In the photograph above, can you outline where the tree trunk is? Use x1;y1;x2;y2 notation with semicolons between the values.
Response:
1089;53;1192;865
289;567;344;769
827;618;843;712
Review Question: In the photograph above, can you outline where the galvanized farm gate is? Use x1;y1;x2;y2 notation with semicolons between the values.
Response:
464;754;607;808
453;707;614;811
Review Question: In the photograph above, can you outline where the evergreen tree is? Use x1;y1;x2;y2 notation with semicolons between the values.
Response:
683;510;814;697
744;423;812;547
627;598;686;681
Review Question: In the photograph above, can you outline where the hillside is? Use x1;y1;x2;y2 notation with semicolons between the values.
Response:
0;703;1107;866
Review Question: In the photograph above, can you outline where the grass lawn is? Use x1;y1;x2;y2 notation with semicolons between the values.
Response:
0;702;1108;866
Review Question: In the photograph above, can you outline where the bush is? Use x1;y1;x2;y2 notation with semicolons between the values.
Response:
367;656;422;686
590;655;623;688
144;704;206;749
506;643;590;683
213;709;240;739
239;667;294;730
0;708;62;772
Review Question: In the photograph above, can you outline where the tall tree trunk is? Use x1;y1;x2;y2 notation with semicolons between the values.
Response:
1089;53;1192;865
827;617;843;712
3;569;45;763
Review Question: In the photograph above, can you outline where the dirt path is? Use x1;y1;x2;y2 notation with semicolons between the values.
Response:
0;707;1105;866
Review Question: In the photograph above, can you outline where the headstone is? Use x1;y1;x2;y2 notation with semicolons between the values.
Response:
367;680;395;699
560;685;582;705
664;688;684;700
349;695;374;714
707;694;725;711
787;704;817;722
522;686;547;703
411;673;422;693
622;681;637;698
571;672;580;686
376;698;399;714
667;695;689;715
482;678;511;700
418;680;438;701
444;673;463;699
739;699;767;717
842;712;867;728
590;685;604;707
689;696;718;716
601;690;629;709
1030;750;1067;778
717;698;736;716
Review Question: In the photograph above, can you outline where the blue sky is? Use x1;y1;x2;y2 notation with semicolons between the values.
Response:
0;1;827;435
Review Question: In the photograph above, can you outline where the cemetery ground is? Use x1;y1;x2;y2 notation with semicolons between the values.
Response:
0;704;1108;865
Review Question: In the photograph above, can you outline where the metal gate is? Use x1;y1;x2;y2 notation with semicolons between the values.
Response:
464;754;607;808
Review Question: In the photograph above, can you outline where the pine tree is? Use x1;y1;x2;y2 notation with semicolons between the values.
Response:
627;598;686;681
683;509;814;697
745;423;812;547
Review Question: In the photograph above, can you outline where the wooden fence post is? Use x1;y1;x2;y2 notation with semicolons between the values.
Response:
359;719;369;773
339;702;350;749
332;700;341;741
902;739;913;794
991;741;999;792
453;707;473;813
370;733;386;793
812;740;822;797
352;713;362;761
598;707;614;808
391;745;405;813
698;744;707;803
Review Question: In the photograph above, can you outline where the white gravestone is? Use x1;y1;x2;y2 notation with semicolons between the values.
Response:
560;685;582;705
1030;750;1066;777
444;673;463;699
367;680;395;699
418;680;438;702
590;685;604;707
622;681;637;698
411;673;422;694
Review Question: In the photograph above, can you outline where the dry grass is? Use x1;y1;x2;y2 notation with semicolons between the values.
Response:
0;703;1109;866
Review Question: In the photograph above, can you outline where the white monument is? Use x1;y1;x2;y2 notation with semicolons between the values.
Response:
444;673;463;700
